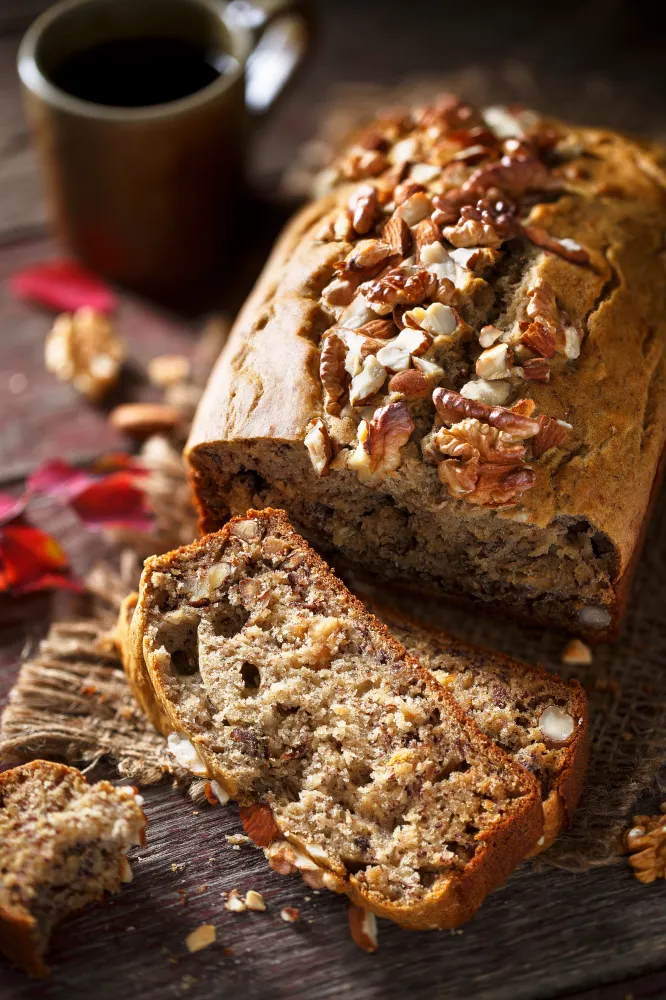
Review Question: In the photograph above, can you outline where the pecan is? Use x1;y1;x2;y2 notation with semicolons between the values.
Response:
239;803;280;847
383;215;412;256
625;814;666;884
304;418;333;476
320;332;347;414
531;414;568;458
339;239;395;274
432;389;540;438
339;146;388;181
360;266;437;311
414;94;477;131
521;319;557;359
448;125;499;149
388;368;430;397
413;217;442;256
522;224;591;265
357;318;397;339
525;277;559;323
348;401;415;486
522;357;550;382
349;184;379;235
463;153;560;200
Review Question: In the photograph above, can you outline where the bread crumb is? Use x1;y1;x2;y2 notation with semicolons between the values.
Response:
224;889;246;913
280;906;300;923
185;924;216;953
245;890;266;911
225;833;252;846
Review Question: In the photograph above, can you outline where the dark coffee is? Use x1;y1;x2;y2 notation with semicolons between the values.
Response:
49;36;235;108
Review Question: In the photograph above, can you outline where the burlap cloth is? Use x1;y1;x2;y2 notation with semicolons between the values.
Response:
2;70;666;873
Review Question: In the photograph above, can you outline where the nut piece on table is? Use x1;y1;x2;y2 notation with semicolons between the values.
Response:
45;307;124;401
185;923;216;952
109;403;186;439
147;354;191;388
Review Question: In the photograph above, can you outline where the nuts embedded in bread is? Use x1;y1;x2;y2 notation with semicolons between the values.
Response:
577;605;612;629
304;418;333;476
539;706;575;742
0;761;146;977
129;511;543;930
167;732;208;775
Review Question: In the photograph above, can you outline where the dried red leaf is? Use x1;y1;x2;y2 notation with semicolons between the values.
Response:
239;803;280;847
0;491;26;527
9;259;117;313
28;459;153;530
0;522;80;595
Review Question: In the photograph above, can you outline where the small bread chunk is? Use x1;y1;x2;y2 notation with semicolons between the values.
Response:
374;607;588;853
127;508;542;930
0;761;146;977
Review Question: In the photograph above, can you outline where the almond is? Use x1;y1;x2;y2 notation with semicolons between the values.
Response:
109;402;184;438
382;215;412;256
239;802;280;847
388;369;429;397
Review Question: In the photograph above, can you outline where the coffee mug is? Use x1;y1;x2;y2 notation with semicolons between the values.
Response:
18;0;311;300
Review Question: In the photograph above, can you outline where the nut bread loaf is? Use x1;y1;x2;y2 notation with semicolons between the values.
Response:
126;508;542;929
373;605;588;853
186;97;666;637
0;760;146;977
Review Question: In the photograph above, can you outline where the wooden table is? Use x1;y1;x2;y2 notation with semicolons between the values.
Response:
2;4;666;997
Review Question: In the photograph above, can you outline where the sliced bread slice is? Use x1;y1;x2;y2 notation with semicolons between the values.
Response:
0;760;146;977
373;607;588;853
126;508;542;930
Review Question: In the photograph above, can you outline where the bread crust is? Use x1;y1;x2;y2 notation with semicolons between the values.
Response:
129;508;543;930
186;117;666;636
368;602;588;854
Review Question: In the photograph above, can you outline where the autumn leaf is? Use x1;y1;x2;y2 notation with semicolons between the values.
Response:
9;259;117;313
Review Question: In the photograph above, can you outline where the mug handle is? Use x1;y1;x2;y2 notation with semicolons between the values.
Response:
224;0;313;115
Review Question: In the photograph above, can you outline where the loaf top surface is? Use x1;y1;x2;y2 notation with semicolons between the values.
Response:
187;97;666;576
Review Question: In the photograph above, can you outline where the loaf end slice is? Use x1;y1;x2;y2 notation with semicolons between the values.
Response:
373;606;588;853
0;760;146;977
128;508;542;930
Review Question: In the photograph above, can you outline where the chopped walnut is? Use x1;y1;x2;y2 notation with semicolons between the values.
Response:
463;153;560;199
479;325;503;348
319;332;347;414
360;266;437;313
349;184;379;235
304;418;333;476
522;357;550;382
521;320;557;359
523;279;583;359
440;460;536;506
349;354;387;405
475;343;513;380
459;379;511;406
449;247;503;271
442;217;502;249
348;401;415;486
427;417;527;466
625;814;666;884
45;307;124;401
403;302;458;336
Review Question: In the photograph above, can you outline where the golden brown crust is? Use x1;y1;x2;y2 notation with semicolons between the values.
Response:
368;602;588;855
115;593;171;733
186;110;666;635
130;508;543;930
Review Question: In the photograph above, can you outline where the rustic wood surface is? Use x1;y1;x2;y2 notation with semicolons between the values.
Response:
2;3;666;997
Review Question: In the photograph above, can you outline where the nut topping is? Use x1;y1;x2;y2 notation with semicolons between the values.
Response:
304;418;333;476
388;368;430;397
349;184;379;234
348;401;415;486
361;266;437;313
459;379;511;406
433;389;541;438
349;354;387;405
522;357;550;382
475;343;513;380
383;215;412;256
319;332;347;414
531;414;568;458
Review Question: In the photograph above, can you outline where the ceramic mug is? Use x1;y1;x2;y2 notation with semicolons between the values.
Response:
18;0;311;299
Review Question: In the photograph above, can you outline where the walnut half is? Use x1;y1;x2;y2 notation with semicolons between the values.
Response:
45;307;124;401
348;401;415;486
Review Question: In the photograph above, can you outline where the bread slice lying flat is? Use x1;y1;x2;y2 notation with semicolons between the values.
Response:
126;508;542;930
0;760;146;977
373;607;588;854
